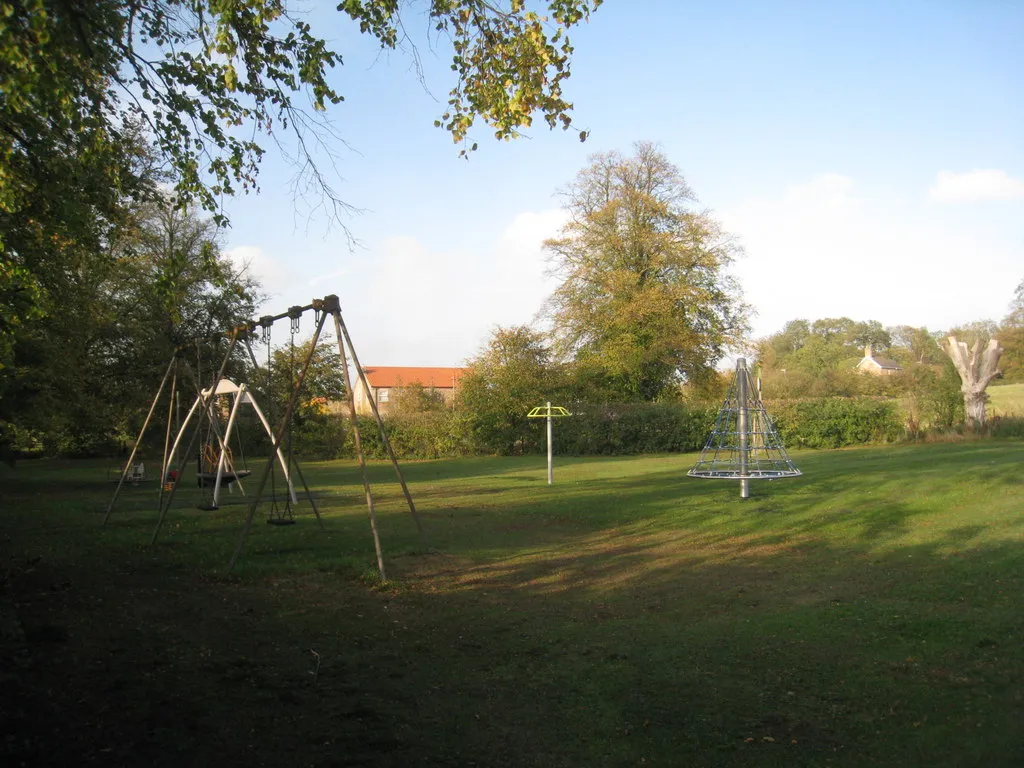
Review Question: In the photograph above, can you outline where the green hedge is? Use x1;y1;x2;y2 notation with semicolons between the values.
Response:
553;402;717;455
768;397;903;449
287;397;907;461
344;412;474;460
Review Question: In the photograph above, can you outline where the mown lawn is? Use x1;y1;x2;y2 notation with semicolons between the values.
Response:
989;383;1024;417
2;442;1023;767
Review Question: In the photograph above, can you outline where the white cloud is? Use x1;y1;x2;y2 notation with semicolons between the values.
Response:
927;169;1024;203
782;173;858;208
719;174;1021;341
340;209;568;367
493;208;568;319
223;245;301;302
308;267;350;287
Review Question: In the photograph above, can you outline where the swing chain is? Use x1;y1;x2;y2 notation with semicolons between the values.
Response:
259;315;274;345
288;305;302;336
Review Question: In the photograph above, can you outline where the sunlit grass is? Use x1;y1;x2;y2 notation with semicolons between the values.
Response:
2;442;1023;766
989;382;1024;416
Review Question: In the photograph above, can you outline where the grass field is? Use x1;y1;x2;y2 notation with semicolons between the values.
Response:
989;383;1024;417
2;443;1023;767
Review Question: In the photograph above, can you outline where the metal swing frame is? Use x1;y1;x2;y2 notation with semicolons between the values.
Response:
103;294;425;577
183;378;294;510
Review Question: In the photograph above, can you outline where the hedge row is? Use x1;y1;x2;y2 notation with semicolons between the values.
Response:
289;396;907;460
551;402;717;455
768;397;904;449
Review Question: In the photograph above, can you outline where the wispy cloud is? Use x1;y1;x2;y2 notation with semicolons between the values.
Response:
223;245;301;303
720;174;1021;340
308;267;350;287
927;169;1024;203
343;209;567;366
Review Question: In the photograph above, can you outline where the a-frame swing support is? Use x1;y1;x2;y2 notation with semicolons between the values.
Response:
104;294;425;578
103;355;178;525
227;294;425;574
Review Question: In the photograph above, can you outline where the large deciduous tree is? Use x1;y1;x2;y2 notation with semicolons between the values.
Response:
250;335;347;458
0;200;258;460
543;142;748;401
887;325;943;366
1;0;602;457
457;325;555;454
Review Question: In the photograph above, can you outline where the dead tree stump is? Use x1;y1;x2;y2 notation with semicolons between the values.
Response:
944;336;1003;427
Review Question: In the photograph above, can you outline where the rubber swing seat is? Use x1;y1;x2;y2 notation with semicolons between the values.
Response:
195;470;252;488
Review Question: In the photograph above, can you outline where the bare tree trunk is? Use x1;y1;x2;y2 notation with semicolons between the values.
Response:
964;391;987;426
943;336;1003;428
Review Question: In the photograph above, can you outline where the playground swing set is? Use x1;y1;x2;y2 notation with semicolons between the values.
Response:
103;294;424;576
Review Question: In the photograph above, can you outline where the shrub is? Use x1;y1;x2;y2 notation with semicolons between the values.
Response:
344;411;473;460
896;363;963;435
554;402;716;455
770;397;903;449
984;416;1024;439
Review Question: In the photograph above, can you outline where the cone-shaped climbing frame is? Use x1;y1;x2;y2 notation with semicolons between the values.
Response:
688;358;801;498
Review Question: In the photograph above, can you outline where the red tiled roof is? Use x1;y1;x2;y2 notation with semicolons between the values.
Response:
361;366;467;389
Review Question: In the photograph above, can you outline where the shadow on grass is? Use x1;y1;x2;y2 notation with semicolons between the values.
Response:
2;442;1024;767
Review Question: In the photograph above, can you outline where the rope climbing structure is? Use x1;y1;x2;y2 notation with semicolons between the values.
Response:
687;358;801;499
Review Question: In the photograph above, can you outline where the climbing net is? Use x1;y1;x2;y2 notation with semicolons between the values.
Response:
688;360;801;480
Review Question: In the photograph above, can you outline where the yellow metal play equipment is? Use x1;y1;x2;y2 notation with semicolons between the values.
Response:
527;402;572;485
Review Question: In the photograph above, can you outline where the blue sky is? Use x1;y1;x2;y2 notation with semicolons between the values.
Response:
221;1;1023;367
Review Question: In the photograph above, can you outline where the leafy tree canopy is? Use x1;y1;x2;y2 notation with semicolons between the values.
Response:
0;0;601;457
886;325;943;366
543;141;749;401
1;0;601;231
1003;278;1024;329
997;278;1024;383
0;200;257;460
253;334;347;424
753;316;958;401
1;0;600;333
389;383;448;416
457;325;555;453
758;316;900;374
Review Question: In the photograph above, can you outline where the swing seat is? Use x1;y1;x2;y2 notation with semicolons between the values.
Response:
195;470;251;488
267;517;296;526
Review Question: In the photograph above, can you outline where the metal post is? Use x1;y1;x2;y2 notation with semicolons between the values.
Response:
738;358;750;499
229;312;328;572
332;299;425;543
103;355;177;525
546;401;553;485
329;310;387;580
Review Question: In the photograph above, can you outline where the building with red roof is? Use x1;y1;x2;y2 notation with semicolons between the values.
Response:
353;366;467;415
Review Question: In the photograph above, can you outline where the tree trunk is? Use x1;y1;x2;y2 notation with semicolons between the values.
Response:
943;336;1003;428
964;391;987;426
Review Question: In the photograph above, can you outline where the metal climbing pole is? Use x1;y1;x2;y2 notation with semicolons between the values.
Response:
688;358;801;498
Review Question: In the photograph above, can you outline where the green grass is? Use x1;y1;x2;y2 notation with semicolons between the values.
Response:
2;444;1023;766
989;382;1024;416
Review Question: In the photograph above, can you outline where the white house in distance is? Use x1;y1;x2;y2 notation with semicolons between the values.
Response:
855;345;902;376
353;366;467;415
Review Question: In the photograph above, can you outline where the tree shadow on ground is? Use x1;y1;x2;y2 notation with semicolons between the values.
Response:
3;443;1023;766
